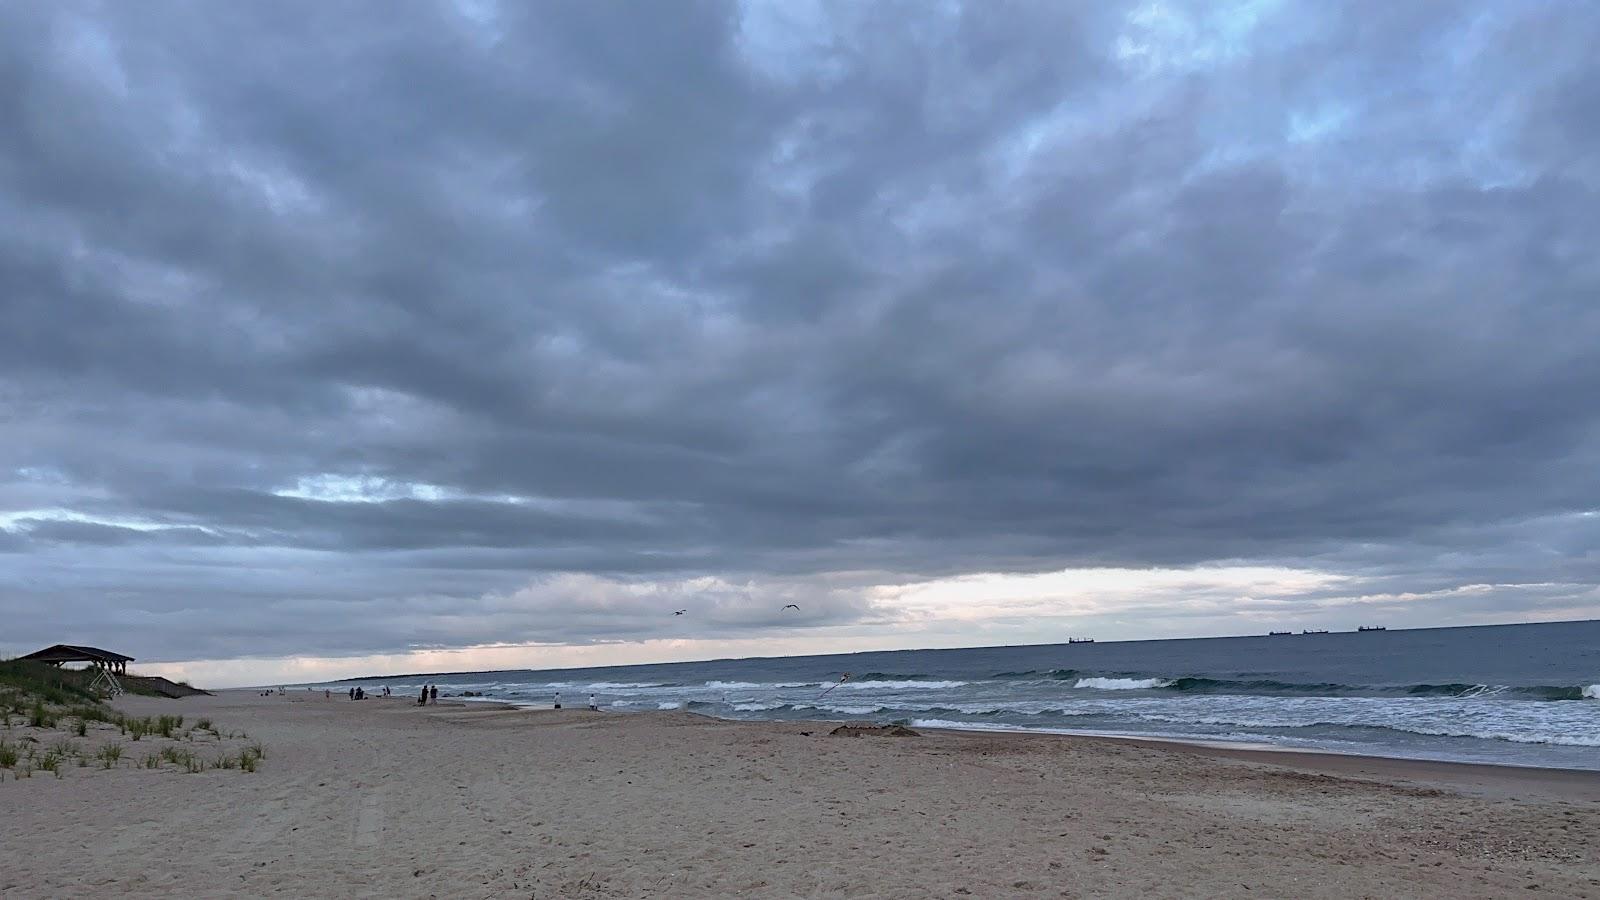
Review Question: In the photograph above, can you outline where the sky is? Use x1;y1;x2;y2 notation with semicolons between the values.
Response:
2;1;1598;687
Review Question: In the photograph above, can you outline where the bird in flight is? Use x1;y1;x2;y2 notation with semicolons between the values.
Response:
672;609;687;616
782;604;800;611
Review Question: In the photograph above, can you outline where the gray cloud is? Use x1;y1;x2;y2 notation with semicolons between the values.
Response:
2;1;1598;663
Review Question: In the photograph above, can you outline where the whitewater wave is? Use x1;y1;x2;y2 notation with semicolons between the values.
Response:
545;681;674;691
800;703;884;715
834;679;969;691
1075;677;1172;691
907;716;1599;748
705;680;820;690
908;719;1043;735
1585;684;1600;700
610;699;687;710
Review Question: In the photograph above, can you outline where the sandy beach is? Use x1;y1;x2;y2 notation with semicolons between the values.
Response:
3;691;1597;899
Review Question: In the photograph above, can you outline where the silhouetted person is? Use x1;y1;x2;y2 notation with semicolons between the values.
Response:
429;685;438;704
418;685;427;705
349;687;355;700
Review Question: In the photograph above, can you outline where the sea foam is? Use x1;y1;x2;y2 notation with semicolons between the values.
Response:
1074;677;1172;690
834;679;968;691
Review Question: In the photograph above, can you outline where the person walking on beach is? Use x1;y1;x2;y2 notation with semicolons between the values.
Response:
429;684;438;704
418;685;427;706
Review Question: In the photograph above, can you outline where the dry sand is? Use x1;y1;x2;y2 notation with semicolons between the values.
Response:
3;690;1597;898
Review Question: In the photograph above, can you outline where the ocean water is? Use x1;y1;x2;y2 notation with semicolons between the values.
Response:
328;620;1600;770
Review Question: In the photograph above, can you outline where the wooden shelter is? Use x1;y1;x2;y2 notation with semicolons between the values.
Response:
18;644;135;675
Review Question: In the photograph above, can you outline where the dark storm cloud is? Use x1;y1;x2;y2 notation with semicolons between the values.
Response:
2;1;1598;661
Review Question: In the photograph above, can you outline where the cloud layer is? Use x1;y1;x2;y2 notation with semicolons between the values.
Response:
3;1;1598;671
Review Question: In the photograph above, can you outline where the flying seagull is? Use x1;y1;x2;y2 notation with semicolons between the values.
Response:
782;604;800;611
672;609;687;616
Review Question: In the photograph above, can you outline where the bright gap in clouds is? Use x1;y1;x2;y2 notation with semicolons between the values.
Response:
147;563;1362;686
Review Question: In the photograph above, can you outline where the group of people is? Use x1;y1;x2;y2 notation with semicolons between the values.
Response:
311;683;438;704
337;685;403;701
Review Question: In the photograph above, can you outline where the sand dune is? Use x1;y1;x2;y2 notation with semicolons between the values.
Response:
3;691;1596;898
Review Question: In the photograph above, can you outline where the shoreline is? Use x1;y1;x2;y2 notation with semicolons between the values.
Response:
432;693;1600;783
912;723;1600;802
284;691;1600;798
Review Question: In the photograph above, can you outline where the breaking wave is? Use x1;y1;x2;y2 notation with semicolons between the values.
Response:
835;679;969;691
1074;677;1172;691
703;680;823;690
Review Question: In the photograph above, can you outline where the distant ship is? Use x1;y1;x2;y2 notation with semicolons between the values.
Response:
1068;637;1095;644
1357;625;1387;632
1301;629;1328;635
1269;631;1292;636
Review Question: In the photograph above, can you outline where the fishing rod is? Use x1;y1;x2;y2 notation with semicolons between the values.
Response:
818;672;851;699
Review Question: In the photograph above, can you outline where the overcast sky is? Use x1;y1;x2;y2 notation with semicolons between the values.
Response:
3;1;1598;686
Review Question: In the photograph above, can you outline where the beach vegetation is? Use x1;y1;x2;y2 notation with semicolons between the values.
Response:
37;751;63;777
97;743;124;768
158;746;206;773
141;751;160;769
28;701;56;729
0;660;102;708
0;740;17;768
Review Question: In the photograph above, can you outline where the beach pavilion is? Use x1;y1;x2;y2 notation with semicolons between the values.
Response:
18;644;135;675
17;644;136;697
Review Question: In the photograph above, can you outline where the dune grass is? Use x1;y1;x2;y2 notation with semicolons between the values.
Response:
0;661;260;778
96;743;124;769
0;660;104;710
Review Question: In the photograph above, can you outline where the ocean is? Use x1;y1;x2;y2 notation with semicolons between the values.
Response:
327;620;1600;770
